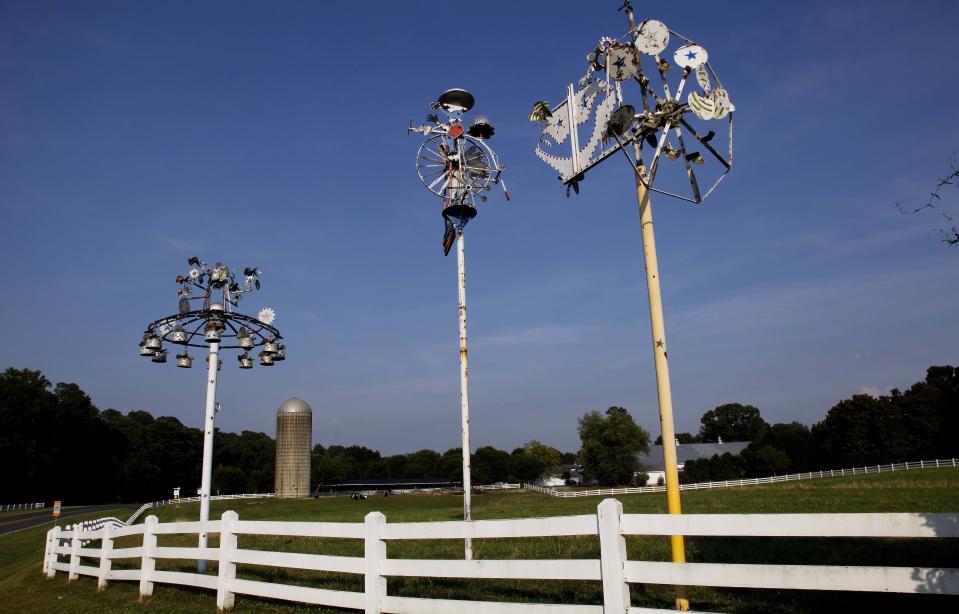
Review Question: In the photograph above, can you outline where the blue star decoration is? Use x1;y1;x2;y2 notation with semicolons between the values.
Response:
613;57;627;69
686;50;698;60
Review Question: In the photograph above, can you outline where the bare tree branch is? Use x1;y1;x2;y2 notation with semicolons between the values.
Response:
896;154;959;246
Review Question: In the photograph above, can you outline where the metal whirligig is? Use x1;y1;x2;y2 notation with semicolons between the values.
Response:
138;256;285;573
408;89;509;561
529;2;737;610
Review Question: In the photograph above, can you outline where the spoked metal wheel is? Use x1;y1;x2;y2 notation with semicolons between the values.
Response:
416;135;496;197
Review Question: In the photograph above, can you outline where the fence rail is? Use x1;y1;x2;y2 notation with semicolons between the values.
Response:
530;458;959;498
43;501;959;612
1;502;44;511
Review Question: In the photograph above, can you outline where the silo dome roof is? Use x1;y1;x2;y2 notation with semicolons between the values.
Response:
277;397;312;414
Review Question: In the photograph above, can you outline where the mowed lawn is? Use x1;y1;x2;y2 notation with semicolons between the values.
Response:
3;468;957;613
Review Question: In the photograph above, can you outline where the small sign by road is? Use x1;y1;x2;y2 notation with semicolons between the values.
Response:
52;500;61;517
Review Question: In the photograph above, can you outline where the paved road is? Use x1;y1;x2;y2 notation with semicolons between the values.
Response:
0;504;136;536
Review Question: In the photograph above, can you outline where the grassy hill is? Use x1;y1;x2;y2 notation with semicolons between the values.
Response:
3;468;957;613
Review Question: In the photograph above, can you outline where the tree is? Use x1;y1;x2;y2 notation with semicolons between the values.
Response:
472;446;511;484
577;407;650;486
897;156;959;246
698;403;768;443
743;422;815;475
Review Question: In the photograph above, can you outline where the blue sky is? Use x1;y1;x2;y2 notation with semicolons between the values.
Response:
2;1;957;455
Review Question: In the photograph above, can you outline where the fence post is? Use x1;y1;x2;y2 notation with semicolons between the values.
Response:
42;528;53;575
139;515;158;599
97;523;114;590
364;512;386;614
597;498;630;614
217;511;238;610
920;460;924;468
47;526;61;578
68;525;81;581
936;459;940;468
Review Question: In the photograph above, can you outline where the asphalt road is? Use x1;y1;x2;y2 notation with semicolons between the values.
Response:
0;504;137;536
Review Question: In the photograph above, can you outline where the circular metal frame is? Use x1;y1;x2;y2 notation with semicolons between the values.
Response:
415;134;496;198
145;309;282;351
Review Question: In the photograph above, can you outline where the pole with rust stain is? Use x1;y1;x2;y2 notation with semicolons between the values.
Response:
455;227;473;560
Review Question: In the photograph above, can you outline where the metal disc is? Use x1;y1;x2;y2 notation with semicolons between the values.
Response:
674;44;708;69
687;91;715;120
437;88;475;113
696;65;711;92
635;19;669;55
711;87;731;119
605;104;636;137
607;44;639;81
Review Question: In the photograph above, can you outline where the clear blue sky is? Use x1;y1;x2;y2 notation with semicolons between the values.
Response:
2;1;956;455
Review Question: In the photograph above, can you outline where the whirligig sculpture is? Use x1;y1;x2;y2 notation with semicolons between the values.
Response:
408;89;509;560
138;257;285;572
529;2;736;609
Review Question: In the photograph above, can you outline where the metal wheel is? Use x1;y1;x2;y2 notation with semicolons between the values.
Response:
416;135;495;198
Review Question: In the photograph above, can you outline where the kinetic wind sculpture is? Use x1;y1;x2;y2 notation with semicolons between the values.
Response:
409;89;509;560
531;8;733;201
138;257;285;572
530;2;735;610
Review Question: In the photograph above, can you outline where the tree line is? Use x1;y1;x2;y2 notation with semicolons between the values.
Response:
677;366;958;482
1;365;955;503
0;368;573;503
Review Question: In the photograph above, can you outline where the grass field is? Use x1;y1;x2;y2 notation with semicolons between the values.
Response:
3;469;957;613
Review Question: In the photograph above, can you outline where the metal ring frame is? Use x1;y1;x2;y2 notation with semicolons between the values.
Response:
145;310;281;350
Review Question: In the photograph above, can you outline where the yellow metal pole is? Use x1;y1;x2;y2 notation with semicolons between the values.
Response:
635;168;689;611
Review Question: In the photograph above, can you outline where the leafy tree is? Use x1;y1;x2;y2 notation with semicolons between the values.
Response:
698;403;768;443
742;445;790;476
472;446;511;484
507;447;545;482
521;440;562;478
577;407;650;486
682;453;746;483
743;422;815;475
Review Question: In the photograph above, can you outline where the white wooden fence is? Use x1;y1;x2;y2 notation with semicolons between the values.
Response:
1;502;44;511
44;500;959;612
531;458;959;498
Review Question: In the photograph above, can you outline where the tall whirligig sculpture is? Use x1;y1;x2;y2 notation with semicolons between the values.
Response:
529;1;735;609
139;257;286;572
408;88;509;560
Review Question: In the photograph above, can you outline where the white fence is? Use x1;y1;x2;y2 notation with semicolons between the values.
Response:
44;500;959;612
1;502;44;511
475;483;522;492
532;458;959;498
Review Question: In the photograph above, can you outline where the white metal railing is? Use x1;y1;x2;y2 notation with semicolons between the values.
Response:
1;502;44;511
532;458;959;498
43;501;959;612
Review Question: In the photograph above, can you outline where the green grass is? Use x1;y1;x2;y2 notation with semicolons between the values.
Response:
3;469;957;613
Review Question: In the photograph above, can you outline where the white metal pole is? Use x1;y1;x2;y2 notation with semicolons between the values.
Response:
197;340;219;573
456;228;473;561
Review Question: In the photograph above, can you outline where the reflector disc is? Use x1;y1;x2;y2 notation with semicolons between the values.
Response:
674;44;708;69
607;44;639;81
635;19;669;55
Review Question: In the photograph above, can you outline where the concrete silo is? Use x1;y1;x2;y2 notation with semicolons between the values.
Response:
275;397;312;498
